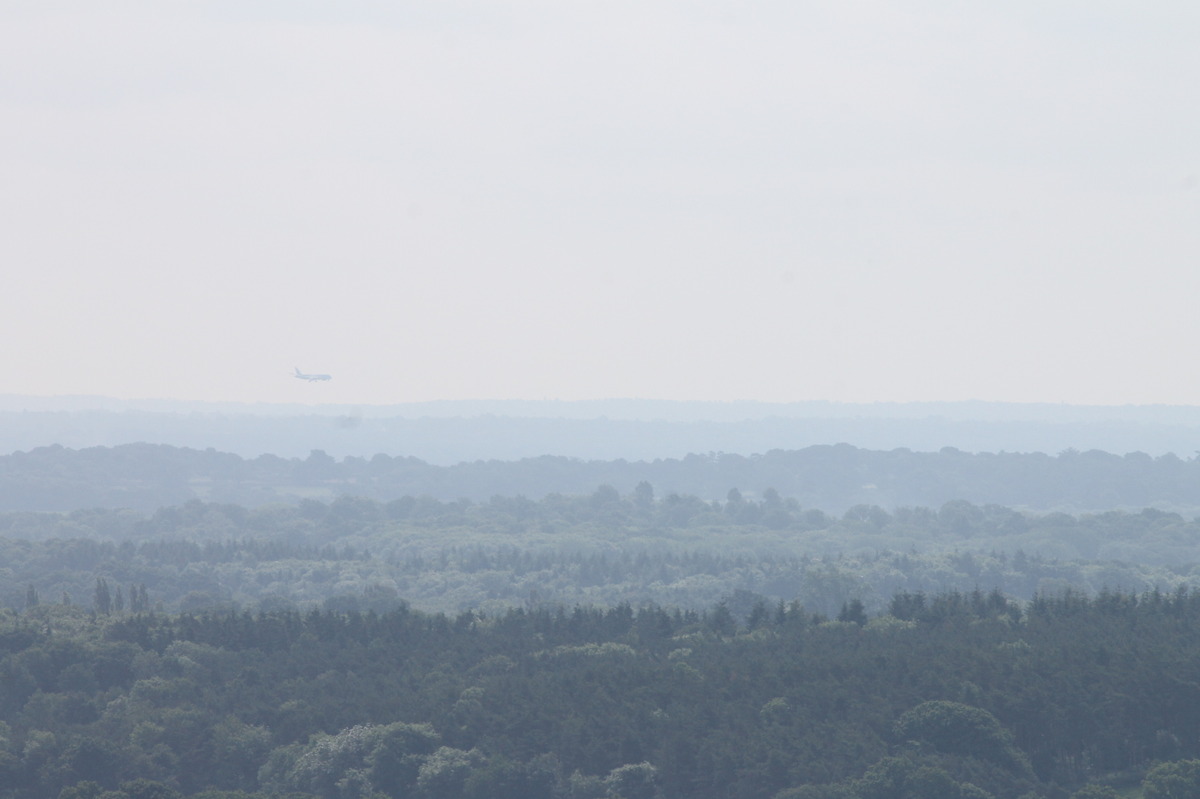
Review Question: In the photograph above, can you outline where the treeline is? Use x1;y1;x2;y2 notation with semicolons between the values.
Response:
10;401;1200;466
6;590;1200;799
3;442;1200;514
3;494;1200;616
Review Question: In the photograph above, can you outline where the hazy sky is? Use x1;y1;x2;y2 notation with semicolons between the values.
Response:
4;2;1200;406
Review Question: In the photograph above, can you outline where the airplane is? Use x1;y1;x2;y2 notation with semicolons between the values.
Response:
294;367;332;382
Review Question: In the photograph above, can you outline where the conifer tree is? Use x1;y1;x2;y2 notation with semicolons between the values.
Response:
93;577;112;615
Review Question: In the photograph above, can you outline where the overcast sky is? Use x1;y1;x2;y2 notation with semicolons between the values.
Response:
3;2;1200;406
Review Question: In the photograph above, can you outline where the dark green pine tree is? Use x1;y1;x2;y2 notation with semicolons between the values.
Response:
93;577;112;615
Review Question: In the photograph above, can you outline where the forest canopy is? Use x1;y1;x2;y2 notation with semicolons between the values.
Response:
2;489;1200;617
3;443;1200;799
3;587;1200;799
1;442;1198;514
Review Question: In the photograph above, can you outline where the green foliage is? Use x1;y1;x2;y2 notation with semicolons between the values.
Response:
7;588;1200;798
894;701;1030;773
837;599;867;626
5;492;1200;619
461;755;556;799
854;756;996;799
605;762;660;799
415;747;483;799
258;722;438;799
1144;760;1200;799
773;785;857;799
116;780;182;799
6;442;1200;518
14;448;1200;799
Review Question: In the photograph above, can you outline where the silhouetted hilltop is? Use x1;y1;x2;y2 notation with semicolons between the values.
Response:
2;396;1200;463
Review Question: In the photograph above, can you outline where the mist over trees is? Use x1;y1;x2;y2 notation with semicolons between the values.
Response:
2;482;1200;618
6;411;1200;798
1;441;1199;515
5;399;1200;463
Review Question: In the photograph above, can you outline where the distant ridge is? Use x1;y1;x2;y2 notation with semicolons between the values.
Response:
1;396;1200;463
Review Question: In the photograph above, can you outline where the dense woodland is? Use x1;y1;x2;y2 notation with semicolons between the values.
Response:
4;590;1200;799
5;444;1200;798
2;490;1200;617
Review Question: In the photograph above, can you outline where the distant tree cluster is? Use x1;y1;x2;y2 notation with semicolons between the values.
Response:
1;492;1199;616
2;442;1200;514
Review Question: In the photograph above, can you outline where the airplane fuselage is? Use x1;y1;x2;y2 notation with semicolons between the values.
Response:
294;368;332;382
